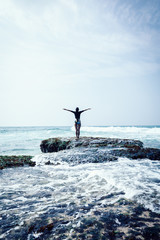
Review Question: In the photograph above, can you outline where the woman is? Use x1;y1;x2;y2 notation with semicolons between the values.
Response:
63;107;91;138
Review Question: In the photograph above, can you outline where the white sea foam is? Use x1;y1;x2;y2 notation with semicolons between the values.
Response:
34;151;159;213
1;157;159;215
0;126;160;239
80;126;160;134
0;153;160;239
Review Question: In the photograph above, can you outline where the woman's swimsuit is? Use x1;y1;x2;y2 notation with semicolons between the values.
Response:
75;119;81;125
74;111;82;125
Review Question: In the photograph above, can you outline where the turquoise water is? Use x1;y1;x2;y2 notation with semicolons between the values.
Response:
0;126;160;155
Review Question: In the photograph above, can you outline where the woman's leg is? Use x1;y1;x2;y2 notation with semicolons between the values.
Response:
77;125;80;138
77;123;81;138
75;123;80;138
75;123;78;138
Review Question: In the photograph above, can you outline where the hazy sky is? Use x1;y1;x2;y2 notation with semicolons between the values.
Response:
0;0;160;126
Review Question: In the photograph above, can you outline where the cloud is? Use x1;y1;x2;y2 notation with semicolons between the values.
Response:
0;0;159;72
0;0;160;125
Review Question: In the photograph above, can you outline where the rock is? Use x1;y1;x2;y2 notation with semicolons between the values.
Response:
112;147;160;160
0;155;35;170
37;223;54;233
142;226;160;239
40;138;70;153
40;137;160;161
45;161;60;166
1;197;160;240
40;137;143;152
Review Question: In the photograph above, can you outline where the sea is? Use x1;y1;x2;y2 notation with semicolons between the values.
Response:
0;126;160;239
1;125;160;155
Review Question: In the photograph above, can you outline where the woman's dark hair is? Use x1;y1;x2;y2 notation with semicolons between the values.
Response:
76;107;79;112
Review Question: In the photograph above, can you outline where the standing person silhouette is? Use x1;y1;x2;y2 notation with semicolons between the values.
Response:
63;107;91;139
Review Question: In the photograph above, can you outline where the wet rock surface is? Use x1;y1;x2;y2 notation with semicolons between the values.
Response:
2;199;159;240
40;137;160;161
0;155;35;169
40;137;143;152
112;147;160;160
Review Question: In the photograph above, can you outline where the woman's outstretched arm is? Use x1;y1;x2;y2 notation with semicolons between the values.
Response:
63;108;75;113
80;108;91;113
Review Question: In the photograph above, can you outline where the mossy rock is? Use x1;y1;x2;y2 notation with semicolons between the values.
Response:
0;155;35;169
40;138;70;153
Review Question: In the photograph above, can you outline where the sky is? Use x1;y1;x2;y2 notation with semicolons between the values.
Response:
0;0;160;126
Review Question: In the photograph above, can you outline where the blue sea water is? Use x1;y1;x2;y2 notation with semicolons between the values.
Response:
0;126;160;239
0;125;160;155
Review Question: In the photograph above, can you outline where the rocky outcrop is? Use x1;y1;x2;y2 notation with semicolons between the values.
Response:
40;137;160;161
0;155;35;170
40;137;143;152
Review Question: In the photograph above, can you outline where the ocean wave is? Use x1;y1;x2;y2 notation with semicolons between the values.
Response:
78;126;160;134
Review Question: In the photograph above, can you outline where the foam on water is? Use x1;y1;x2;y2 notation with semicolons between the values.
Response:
0;157;159;235
32;152;160;213
80;126;160;134
0;126;160;238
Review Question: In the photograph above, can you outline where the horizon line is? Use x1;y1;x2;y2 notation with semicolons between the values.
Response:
0;125;160;128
